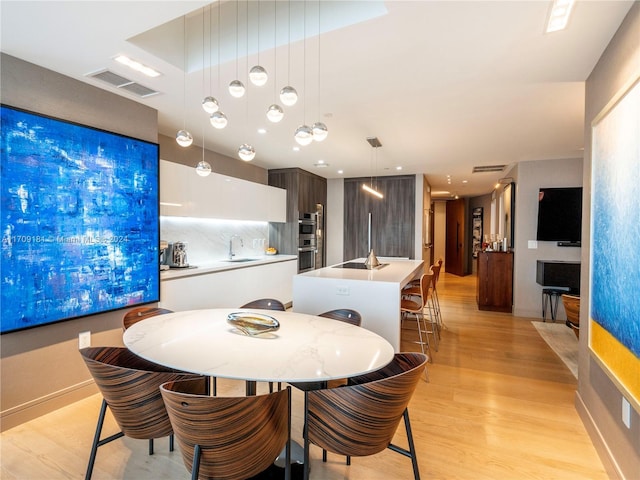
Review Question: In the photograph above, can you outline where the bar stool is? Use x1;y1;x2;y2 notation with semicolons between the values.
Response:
541;288;566;322
401;273;434;360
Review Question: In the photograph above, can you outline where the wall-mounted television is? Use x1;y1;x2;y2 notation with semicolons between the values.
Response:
536;187;583;246
1;105;160;334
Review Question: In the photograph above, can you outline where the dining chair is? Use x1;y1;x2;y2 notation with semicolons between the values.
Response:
160;379;292;480
303;352;428;480
240;298;286;311
319;308;362;326
240;298;286;393
562;293;580;338
401;272;436;357
122;306;174;330
79;347;206;480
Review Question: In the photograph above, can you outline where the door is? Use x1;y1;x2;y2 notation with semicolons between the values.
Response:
445;198;466;276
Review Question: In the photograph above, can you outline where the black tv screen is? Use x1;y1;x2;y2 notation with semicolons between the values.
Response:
536;187;583;243
1;105;160;334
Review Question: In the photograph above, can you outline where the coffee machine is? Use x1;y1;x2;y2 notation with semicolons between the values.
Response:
163;241;189;268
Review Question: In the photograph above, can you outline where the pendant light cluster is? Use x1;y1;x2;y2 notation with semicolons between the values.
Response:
176;0;328;169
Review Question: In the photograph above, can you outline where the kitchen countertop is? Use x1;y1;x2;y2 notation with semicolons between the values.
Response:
296;257;424;285
160;254;297;281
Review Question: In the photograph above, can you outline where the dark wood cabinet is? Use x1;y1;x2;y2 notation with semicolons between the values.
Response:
267;168;327;256
477;251;513;312
343;175;415;260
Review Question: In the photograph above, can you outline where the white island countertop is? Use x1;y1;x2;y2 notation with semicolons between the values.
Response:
293;258;425;351
298;258;424;284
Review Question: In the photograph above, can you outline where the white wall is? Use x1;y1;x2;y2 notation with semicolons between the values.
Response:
512;158;583;318
326;178;344;266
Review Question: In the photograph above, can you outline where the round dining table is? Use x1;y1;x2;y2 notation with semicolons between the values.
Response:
123;308;395;385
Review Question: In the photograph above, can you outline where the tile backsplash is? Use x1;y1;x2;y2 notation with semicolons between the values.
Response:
161;217;269;266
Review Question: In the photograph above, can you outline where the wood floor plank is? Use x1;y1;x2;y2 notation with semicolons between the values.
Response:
0;272;608;479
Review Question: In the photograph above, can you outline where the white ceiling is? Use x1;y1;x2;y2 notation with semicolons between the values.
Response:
1;1;634;198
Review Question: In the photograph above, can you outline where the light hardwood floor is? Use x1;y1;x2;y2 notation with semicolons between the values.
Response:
1;272;608;479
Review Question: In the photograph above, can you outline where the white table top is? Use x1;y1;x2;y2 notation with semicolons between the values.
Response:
123;308;395;383
297;258;424;284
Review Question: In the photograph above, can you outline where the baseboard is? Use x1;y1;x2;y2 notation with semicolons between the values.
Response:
575;391;624;480
1;379;97;432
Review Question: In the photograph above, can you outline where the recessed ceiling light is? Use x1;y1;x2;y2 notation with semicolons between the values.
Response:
546;0;575;33
396;166;402;171
114;55;161;77
338;170;344;174
257;128;267;134
292;146;300;152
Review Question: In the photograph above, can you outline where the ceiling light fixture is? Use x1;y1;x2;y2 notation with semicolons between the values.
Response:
114;55;161;77
201;7;219;115
196;124;212;177
546;0;575;33
176;15;193;147
266;1;284;123
280;1;298;106
294;0;312;146
229;0;246;98
362;137;383;199
312;1;328;142
248;0;268;86
238;3;255;163
210;2;228;129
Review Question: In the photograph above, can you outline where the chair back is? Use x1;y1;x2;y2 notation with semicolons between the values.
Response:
306;352;428;457
123;306;173;330
319;309;362;327
240;298;286;311
80;347;203;440
430;263;441;286
161;379;291;480
562;294;580;338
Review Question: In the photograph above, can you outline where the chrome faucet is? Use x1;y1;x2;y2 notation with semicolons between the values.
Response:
229;235;243;259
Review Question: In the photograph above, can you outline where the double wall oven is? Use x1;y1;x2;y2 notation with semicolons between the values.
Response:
298;212;317;273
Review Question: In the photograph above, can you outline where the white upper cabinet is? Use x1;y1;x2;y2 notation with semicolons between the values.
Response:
159;160;286;222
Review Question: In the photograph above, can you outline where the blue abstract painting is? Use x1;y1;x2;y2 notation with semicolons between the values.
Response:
1;105;160;333
590;80;640;359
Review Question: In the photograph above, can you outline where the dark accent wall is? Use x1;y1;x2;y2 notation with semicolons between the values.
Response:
343;175;415;260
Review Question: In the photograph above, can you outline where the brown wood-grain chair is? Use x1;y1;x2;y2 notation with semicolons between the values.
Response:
401;272;436;357
562;294;580;338
240;298;286;311
122;306;174;330
303;352;428;480
79;347;206;480
319;308;362;326
160;379;292;480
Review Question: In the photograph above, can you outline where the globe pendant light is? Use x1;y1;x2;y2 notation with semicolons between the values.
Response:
266;104;284;123
238;143;256;161
294;125;313;146
249;65;268;86
196;160;212;177
280;85;298;106
176;16;193;148
210;111;228;129
312;122;328;141
176;129;193;147
229;79;246;98
202;96;219;113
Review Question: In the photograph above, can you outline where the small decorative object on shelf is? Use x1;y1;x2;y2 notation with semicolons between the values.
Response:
227;312;280;336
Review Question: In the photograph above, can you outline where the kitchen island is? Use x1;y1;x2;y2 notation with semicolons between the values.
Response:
292;258;424;351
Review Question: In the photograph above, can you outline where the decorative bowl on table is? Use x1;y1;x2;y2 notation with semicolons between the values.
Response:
265;247;278;256
227;312;280;336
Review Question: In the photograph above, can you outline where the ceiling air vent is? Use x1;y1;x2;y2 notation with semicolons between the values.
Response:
472;165;506;173
85;69;160;98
